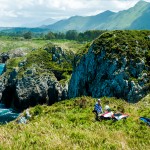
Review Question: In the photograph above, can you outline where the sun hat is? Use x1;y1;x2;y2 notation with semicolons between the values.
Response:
105;105;110;110
97;99;101;102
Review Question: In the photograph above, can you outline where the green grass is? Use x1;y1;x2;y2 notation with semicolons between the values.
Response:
47;39;87;54
93;30;150;55
0;38;49;53
0;38;85;54
0;95;149;150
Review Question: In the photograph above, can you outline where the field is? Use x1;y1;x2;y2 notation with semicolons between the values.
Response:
0;95;149;150
0;37;85;54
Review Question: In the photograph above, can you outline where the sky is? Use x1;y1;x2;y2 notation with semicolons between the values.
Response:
0;0;150;27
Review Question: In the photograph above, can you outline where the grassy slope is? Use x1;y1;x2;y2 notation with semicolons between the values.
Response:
107;1;150;29
0;96;149;150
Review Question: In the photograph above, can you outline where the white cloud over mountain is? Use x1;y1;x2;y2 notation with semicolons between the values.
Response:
0;0;149;27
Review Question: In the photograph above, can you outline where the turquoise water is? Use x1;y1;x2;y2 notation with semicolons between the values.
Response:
0;64;20;124
0;104;20;124
0;63;5;75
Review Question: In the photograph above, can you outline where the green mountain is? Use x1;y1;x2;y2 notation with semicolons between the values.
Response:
45;1;150;31
45;10;115;31
105;0;150;30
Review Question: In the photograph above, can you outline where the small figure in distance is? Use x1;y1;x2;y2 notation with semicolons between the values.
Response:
93;99;103;121
104;101;111;112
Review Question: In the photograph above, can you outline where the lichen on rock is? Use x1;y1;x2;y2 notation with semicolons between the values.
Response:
0;43;72;110
68;30;150;102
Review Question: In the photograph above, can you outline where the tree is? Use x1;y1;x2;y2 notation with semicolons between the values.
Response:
23;31;32;39
45;32;55;40
66;30;78;40
54;32;65;39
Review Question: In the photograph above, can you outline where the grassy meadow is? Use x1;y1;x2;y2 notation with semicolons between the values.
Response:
0;95;149;150
0;38;47;53
0;37;85;54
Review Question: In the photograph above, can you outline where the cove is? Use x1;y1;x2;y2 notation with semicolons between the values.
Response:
0;63;20;124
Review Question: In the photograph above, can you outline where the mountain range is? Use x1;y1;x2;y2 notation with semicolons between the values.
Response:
1;1;150;32
44;0;150;31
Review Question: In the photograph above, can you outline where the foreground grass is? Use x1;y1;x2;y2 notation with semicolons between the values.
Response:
0;96;150;150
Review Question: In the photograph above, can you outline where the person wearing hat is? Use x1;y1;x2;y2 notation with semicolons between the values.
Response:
105;105;111;112
93;99;103;121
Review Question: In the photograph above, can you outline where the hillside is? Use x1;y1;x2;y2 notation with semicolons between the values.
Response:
45;1;150;31
0;95;150;149
23;18;57;28
105;0;150;30
45;10;115;31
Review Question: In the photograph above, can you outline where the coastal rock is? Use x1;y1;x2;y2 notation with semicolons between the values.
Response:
9;48;28;58
0;68;68;110
0;49;70;110
68;31;150;102
0;53;9;63
0;48;28;63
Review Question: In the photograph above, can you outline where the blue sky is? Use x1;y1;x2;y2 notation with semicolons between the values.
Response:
0;0;149;27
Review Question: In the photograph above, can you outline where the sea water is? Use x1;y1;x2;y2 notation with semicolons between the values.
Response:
0;63;5;75
0;64;20;124
0;103;20;124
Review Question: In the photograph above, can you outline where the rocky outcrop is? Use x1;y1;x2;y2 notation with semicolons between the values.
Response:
0;45;71;110
0;67;68;110
0;48;28;63
68;31;150;102
44;44;73;65
8;48;28;58
0;53;9;63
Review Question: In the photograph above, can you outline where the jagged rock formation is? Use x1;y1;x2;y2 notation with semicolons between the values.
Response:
68;31;150;102
0;48;28;63
0;53;9;63
0;44;71;110
8;48;28;58
0;68;67;110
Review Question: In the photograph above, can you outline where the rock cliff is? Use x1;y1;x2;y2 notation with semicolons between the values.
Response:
68;31;150;102
0;43;71;110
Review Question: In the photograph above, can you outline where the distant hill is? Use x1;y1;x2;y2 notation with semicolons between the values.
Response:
24;18;57;28
1;27;49;33
44;10;115;31
45;1;150;31
0;27;11;31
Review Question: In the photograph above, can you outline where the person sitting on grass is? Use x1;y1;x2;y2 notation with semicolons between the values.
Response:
104;101;111;112
93;99;103;121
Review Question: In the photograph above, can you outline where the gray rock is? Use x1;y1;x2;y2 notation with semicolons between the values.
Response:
0;53;9;63
68;44;149;102
8;48;28;58
0;67;68;110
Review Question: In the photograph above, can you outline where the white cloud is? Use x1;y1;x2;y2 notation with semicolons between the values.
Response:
0;0;150;27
